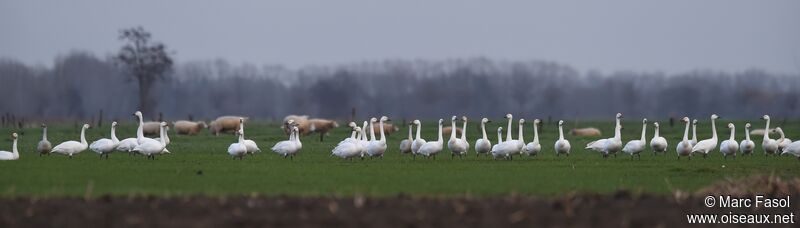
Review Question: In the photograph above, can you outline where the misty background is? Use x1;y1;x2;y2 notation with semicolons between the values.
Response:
1;0;799;122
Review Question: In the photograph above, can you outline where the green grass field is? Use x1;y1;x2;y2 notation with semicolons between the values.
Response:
0;118;798;198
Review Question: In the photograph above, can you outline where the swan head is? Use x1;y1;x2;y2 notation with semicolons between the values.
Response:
761;115;770;120
497;127;503;133
82;124;90;129
11;132;18;139
642;118;648;124
745;123;751;129
692;119;698;125
111;121;118;128
654;122;659;128
438;119;444;125
505;113;513;119
160;122;168;127
461;116;468;122
134;111;142;118
727;123;735;129
558;120;564;126
348;122;357;128
481;118;490;123
681;117;689;123
353;127;362;132
41;123;47;128
533;119;541;124
771;127;783;133
519;119;525;124
616;113;623;119
380;116;390;122
711;114;719;120
239;118;245;124
413;119;421;125
370;117;378;123
451;116;458;121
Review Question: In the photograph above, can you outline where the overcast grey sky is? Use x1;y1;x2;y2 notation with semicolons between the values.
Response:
1;0;798;73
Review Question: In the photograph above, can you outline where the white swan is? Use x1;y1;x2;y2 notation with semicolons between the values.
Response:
554;120;571;157
271;125;302;159
719;123;738;159
772;127;792;153
358;121;370;158
132;122;168;160
492;114;522;159
780;140;800;160
761;115;779;156
410;120;426;157
691;114;719;158
447;116;468;158
51;124;90;158
739;123;755;155
649;122;667;155
586;113;623;158
399;122;412;154
37;124;51;156
491;127;503;158
116;113;139;153
239;118;261;154
474;118;492;157
460;116;470;154
332;127;365;160
367;116;390;158
89;121;120;159
338;123;361;147
511;118;526;155
690;119;698;147
522;119;541;156
227;129;248;159
622;118;647;159
676;117;693;159
417;119;444;158
0;133;20;160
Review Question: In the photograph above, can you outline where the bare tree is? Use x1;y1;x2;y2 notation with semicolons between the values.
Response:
115;27;173;117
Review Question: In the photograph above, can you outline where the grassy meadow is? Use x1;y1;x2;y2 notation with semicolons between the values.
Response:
0;118;798;198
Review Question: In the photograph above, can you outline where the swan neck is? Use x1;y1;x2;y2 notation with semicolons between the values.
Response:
369;121;376;141
533;123;539;142
640;123;647;142
682;121;690;141
450;119;457;139
12;138;18;155
692;124;697;141
518;123;524;143
729;126;735;141
437;122;443;142
711;117;717;140
80;126;87;145
379;119;386;142
160;125;167;145
506;118;513;141
407;125;412;140
481;122;488;140
497;130;503;143
558;125;564;140
654;126;660;138
137;116;144;140
351;130;357;139
460;119;467;140
764;119;770;140
415;123;422;140
43;127;48;141
111;125;119;142
745;127;751;140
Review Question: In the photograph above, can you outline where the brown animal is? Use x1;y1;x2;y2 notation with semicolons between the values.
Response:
371;123;400;136
282;115;311;136
442;126;462;138
210;116;248;136
173;120;208;135
569;128;602;137
142;122;162;136
750;129;776;136
309;118;340;141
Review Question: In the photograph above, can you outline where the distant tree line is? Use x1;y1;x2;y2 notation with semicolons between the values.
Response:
1;53;798;123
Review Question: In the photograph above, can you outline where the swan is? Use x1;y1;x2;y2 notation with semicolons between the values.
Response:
410;120;426;157
338;123;361;147
491;127;503;158
622;118;648;159
0;133;20;160
116;114;140;153
772;127;792;153
649;122;668;155
474;118;492;157
676;117;693;160
366;116;390;158
522;119;541;156
271;125;302;159
780;140;800;160
417;119;444;158
239;118;261;154
51;124;90;158
719;123;738;159
761;115;779;156
511;118;526;155
89;121;120;159
399;122;412;154
492;114;522;159
447;116;468;158
586;113;623;158
358;121;370;158
690;119;698;147
132;122;168;160
739;123;755;155
691;114;720;158
554;120;571;157
227;129;248;159
154;127;171;146
37;124;51;156
332;127;365;160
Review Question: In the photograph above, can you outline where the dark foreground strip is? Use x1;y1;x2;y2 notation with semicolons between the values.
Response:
0;192;796;228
